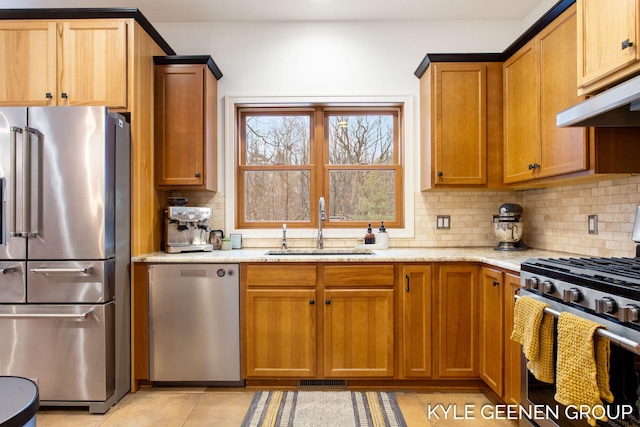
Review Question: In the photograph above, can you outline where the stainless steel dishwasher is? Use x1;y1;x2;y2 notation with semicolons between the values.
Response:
148;264;242;383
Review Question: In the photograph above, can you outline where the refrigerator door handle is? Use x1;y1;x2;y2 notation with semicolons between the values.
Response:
9;126;20;237
0;311;93;320
0;177;4;245
22;126;40;238
30;267;90;275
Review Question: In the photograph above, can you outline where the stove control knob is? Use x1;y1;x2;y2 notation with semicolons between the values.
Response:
526;277;540;290
562;288;582;303
619;305;640;323
595;297;617;314
542;281;555;294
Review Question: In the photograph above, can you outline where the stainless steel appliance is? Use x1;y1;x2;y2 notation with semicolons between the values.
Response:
148;264;242;384
519;257;640;427
0;107;130;414
164;206;213;253
493;203;526;251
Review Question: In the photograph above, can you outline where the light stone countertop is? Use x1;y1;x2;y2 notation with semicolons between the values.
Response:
133;247;581;272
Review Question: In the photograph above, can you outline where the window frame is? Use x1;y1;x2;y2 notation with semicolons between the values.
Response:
223;95;415;241
236;103;404;230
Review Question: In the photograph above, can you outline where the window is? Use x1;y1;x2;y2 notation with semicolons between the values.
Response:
237;104;404;229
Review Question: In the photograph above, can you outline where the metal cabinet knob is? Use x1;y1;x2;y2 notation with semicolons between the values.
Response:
492;280;500;287
61;92;68;99
195;172;201;178
309;299;315;305
622;39;634;50
325;299;331;305
45;92;52;99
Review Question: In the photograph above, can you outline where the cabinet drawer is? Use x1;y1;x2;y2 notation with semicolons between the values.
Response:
323;264;394;287
245;264;317;287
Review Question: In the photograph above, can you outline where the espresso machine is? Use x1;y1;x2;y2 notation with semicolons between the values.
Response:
492;203;527;251
164;205;213;253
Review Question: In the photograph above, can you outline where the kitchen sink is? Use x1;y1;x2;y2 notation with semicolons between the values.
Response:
265;248;374;256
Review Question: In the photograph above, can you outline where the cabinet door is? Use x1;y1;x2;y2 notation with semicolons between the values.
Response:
479;267;504;396
436;265;479;378
503;272;522;405
245;289;317;377
539;7;588;178
155;65;206;187
401;265;432;378
503;41;540;183
432;63;487;185
578;0;638;90
324;288;394;377
61;20;128;108
0;21;57;106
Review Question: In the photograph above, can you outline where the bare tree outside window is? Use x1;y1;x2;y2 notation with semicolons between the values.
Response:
237;106;403;229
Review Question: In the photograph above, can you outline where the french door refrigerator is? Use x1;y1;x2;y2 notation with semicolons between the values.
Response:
0;106;131;414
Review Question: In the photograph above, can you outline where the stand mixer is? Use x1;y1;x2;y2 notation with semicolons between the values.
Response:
493;203;527;251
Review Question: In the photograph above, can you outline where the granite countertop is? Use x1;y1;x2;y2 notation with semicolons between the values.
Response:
133;247;579;272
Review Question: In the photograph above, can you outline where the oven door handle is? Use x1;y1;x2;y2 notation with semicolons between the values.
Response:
514;294;640;355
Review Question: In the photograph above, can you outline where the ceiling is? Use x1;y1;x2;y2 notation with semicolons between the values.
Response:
5;0;545;23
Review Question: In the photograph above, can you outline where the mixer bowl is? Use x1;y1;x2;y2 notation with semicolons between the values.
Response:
494;222;523;243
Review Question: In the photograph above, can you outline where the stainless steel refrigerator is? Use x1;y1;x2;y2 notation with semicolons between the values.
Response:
0;106;131;414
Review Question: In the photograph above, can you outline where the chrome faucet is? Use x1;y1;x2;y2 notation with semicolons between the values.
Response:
317;197;325;249
282;223;287;249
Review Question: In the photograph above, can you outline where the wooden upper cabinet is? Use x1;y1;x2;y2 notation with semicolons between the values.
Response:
0;19;127;108
504;6;589;184
62;20;128;108
577;0;640;95
420;62;504;189
537;7;588;179
0;21;57;106
503;41;540;183
154;59;219;191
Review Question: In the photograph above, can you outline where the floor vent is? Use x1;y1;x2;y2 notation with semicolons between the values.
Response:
298;379;348;389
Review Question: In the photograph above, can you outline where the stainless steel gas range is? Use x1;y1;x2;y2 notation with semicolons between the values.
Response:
519;257;640;427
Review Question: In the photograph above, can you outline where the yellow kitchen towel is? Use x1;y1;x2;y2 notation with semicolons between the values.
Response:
554;312;613;427
510;295;555;383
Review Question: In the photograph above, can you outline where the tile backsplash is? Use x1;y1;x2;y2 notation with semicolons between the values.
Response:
170;174;640;257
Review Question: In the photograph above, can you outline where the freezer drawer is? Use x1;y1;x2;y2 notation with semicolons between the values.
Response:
148;264;241;382
27;260;114;303
0;261;25;303
0;302;115;402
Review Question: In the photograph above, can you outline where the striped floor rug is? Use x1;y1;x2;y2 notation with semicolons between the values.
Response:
241;390;407;427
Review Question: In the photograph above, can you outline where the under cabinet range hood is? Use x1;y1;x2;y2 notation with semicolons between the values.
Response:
557;74;640;127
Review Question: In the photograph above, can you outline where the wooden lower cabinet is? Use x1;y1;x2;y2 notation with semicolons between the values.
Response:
400;264;433;378
503;272;523;405
323;288;394;377
243;263;395;379
436;265;480;378
245;288;317;377
480;266;505;395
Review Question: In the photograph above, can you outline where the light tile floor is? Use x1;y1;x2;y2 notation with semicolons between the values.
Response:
36;388;517;426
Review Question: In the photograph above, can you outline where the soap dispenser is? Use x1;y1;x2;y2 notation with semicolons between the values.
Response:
365;223;376;244
376;221;389;249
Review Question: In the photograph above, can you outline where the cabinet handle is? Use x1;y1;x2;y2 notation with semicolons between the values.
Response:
405;274;410;292
195;172;201;178
309;299;315;305
61;92;68;99
45;93;52;99
437;171;443;177
529;163;540;170
622;39;634;50
492;280;500;287
325;299;331;305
